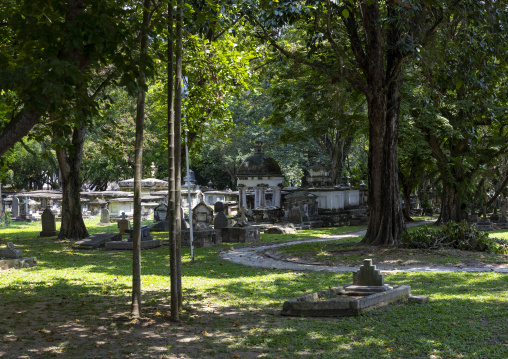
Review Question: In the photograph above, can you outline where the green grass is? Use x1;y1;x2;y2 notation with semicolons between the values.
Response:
1;219;507;358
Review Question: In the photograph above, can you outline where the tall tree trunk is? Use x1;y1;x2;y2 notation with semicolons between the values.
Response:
437;180;462;225
131;0;151;319
174;0;183;310
57;124;89;240
167;1;180;322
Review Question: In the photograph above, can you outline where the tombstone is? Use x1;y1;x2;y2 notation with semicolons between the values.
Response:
153;203;168;222
40;208;59;237
288;207;303;224
99;208;110;225
0;242;23;259
213;202;229;230
214;201;225;214
11;197;19;218
128;225;153;242
118;212;131;233
352;259;384;287
192;201;214;229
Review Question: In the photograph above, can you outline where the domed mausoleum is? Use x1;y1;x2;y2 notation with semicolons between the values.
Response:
237;141;284;210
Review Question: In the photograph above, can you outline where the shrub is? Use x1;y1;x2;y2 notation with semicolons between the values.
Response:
398;220;508;254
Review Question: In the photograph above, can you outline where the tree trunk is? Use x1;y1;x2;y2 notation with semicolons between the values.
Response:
131;0;151;319
57;124;89;240
174;0;183;310
437;181;462;225
167;1;180;322
362;80;405;245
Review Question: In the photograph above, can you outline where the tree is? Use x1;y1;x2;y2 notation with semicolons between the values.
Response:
407;1;508;224
244;0;455;244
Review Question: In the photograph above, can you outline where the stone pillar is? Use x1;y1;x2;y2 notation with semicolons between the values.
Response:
254;186;260;208
237;184;247;210
272;185;282;208
258;184;268;208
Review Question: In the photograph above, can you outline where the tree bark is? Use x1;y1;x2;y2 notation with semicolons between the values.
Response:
131;0;151;319
174;0;183;310
359;3;405;245
167;1;180;322
437;180;462;225
56;124;89;240
0;110;42;158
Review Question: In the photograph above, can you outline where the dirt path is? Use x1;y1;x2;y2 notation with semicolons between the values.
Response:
219;226;508;273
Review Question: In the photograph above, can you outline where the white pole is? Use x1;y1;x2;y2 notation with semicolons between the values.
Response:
181;76;194;263
185;133;194;263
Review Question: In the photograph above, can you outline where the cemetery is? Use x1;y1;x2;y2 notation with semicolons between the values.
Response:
1;1;508;358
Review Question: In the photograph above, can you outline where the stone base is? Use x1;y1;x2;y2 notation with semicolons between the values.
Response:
105;239;162;250
221;226;260;243
477;222;494;231
281;284;411;317
40;230;59;237
0;257;37;270
73;232;118;249
181;229;221;248
97;222;111;226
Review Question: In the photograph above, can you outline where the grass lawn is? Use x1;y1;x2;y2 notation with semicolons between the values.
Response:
0;218;507;358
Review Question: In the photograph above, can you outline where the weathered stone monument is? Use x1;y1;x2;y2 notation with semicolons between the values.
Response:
11;196;19;218
288;207;303;224
117;212;131;233
497;197;508;229
221;205;260;243
98;208;110;225
153;203;168;222
281;259;412;317
40;208;59;237
182;201;221;247
213;202;229;230
0;242;37;270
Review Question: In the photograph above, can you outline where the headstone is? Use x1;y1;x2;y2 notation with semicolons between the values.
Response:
213;211;229;230
99;208;110;225
352;259;384;286
118;212;131;233
40;208;59;237
214;201;225;213
0;242;23;259
12;197;19;218
192;201;213;229
153;203;168;222
128;225;153;242
288;207;303;224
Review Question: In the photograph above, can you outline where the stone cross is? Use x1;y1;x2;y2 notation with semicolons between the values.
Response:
353;259;384;286
239;206;248;222
120;212;127;220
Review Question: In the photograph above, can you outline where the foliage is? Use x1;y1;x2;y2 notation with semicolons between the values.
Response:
399;221;508;254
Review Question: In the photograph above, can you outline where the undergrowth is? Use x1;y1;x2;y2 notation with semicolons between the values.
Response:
399;220;508;254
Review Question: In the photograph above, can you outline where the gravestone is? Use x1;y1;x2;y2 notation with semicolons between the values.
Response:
288;207;303;224
153;203;168;222
118;212;131;233
40;208;59;237
192;201;213;229
11;197;19;218
98;208;110;225
0;242;23;259
352;259;384;286
213;202;229;230
497;198;508;229
128;225;153;242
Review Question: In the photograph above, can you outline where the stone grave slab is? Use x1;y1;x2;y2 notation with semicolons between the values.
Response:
221;226;260;243
73;232;118;249
105;239;162;250
0;242;37;270
281;259;412;317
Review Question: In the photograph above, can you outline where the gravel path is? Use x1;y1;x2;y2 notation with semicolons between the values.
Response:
219;226;508;274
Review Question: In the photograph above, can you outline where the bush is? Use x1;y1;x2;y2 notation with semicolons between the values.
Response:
398;220;508;254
